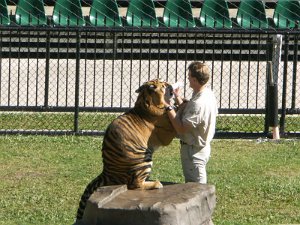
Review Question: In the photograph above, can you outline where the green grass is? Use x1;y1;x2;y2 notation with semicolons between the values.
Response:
0;136;299;224
0;112;119;131
0;112;299;133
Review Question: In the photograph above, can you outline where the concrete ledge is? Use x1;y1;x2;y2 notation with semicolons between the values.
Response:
77;183;216;225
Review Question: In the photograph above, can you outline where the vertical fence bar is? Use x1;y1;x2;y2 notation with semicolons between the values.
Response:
166;30;170;82
228;33;233;109
255;34;261;109
111;32;115;107
211;33;216;90
17;29;21;106
138;30;142;85
291;34;298;109
219;33;225;107
83;30;88;107
120;30;124;107
129;30;133;107
184;31;188;83
26;30;30;106
74;29;81;133
175;32;179;81
44;30;50;108
93;31;97;107
65;30;70;106
36;31;40;106
56;30;61;106
8;29;12;106
246;32;252;108
148;32;152;81
237;33;242;108
0;30;2;104
102;31;107;107
279;34;289;135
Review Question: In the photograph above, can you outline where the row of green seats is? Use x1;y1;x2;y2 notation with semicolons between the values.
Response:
0;0;85;26
0;0;300;29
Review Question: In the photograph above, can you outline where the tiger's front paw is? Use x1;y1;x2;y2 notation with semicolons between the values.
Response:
141;180;164;190
154;180;163;189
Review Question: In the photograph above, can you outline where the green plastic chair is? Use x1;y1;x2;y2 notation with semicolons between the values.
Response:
236;0;268;28
199;0;232;28
0;0;10;25
89;0;122;26
163;0;195;28
126;0;158;27
273;0;300;28
15;0;47;25
53;0;85;26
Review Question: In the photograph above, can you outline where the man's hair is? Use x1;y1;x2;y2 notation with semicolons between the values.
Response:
188;62;210;85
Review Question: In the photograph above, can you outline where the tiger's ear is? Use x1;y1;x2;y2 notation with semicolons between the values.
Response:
135;85;144;93
135;84;156;93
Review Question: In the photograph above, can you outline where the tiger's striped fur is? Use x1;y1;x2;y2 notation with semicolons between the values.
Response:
76;79;176;221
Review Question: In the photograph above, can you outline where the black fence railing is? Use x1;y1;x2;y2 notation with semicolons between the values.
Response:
0;26;299;137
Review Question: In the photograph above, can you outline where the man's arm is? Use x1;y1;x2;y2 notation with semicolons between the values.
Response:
165;107;192;134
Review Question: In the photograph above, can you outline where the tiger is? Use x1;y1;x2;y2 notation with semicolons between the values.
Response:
76;79;177;221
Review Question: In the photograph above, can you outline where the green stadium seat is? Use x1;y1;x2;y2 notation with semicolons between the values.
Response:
126;0;158;27
0;0;10;25
89;0;122;27
236;0;268;29
199;0;232;28
273;0;300;28
15;0;47;25
163;0;195;28
53;0;85;26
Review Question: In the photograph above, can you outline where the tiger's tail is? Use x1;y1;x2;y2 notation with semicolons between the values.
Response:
76;174;105;221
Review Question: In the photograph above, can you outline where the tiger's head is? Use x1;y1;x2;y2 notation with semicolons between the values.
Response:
135;79;176;147
135;79;173;117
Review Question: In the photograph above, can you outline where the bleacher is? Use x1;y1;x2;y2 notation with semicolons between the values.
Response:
0;0;299;29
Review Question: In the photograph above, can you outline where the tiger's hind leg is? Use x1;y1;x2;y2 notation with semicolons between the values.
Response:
127;162;164;190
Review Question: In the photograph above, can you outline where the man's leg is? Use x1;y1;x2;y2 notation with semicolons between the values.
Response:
192;146;211;184
180;144;196;183
181;144;211;184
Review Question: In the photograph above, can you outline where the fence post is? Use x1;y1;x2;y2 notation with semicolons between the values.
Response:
279;34;289;136
271;34;282;84
266;61;280;139
265;35;281;138
267;34;282;139
74;29;81;134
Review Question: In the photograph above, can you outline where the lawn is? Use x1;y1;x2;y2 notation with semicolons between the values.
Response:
0;136;299;225
1;112;299;133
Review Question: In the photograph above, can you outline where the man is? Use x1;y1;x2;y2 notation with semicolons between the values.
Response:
164;62;218;184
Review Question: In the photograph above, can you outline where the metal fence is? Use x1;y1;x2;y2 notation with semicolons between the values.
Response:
0;26;299;137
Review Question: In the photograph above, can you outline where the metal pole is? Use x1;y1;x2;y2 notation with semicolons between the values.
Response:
266;61;280;139
272;34;282;84
279;34;289;136
74;29;81;133
267;34;282;139
44;30;50;108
